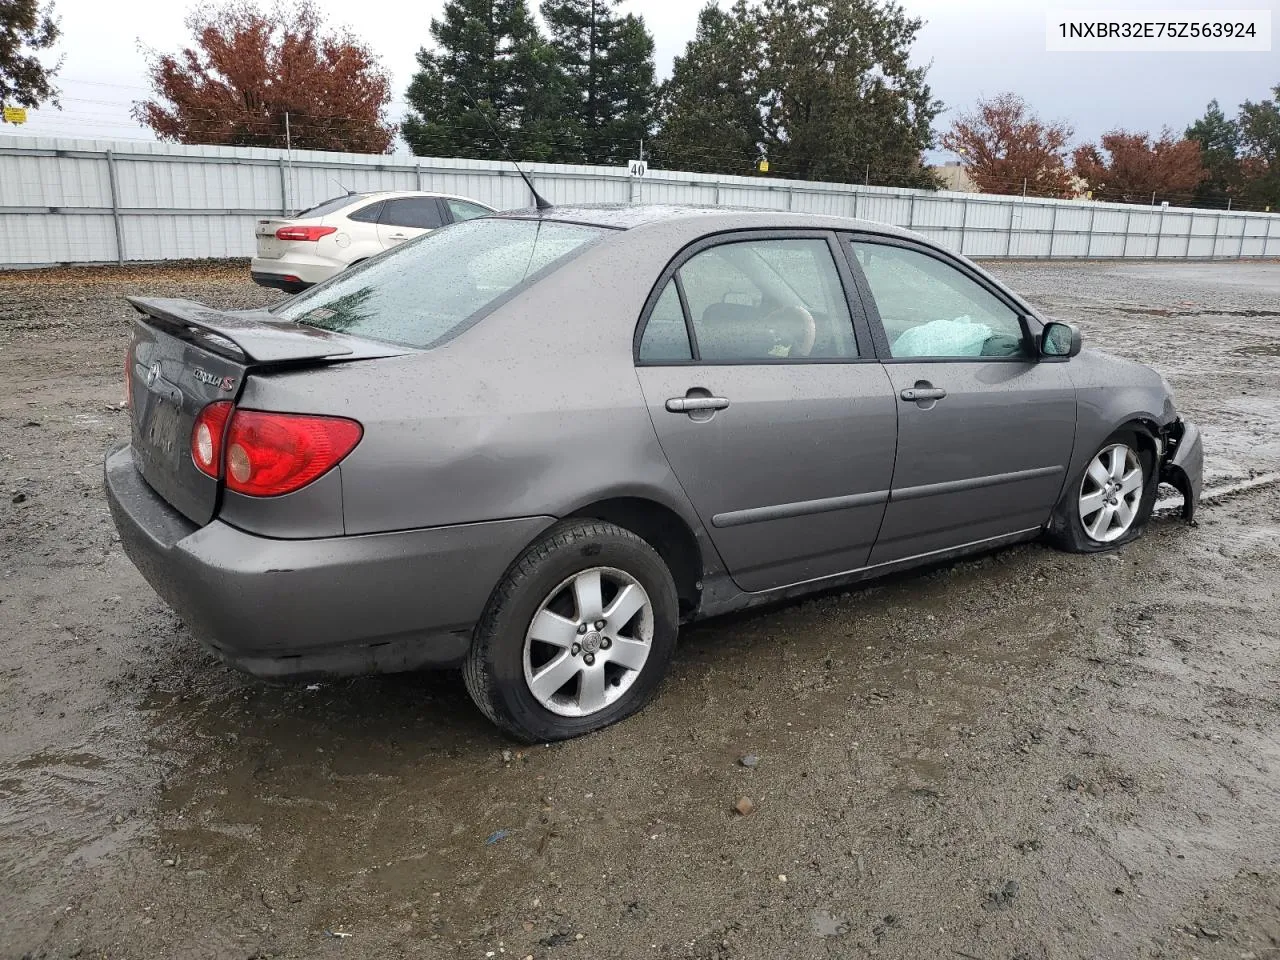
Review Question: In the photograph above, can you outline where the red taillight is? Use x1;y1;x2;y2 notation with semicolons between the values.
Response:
275;225;337;242
190;404;361;495
191;400;233;478
223;410;362;497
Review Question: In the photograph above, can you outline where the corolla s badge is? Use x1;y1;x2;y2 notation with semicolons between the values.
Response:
145;362;162;388
192;367;237;391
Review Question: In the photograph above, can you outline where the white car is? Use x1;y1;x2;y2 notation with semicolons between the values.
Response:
250;190;494;292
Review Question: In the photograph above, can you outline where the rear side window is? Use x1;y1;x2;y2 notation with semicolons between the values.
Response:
638;281;692;361
295;194;363;218
663;238;860;362
447;199;492;222
346;201;384;223
276;218;605;349
381;197;444;229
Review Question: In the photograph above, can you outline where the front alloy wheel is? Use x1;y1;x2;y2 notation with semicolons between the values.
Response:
1078;443;1144;543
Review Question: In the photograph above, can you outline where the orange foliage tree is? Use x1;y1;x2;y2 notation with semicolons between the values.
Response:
1072;130;1206;204
940;93;1075;197
134;1;395;152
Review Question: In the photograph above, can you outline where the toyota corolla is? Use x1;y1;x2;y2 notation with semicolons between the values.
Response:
105;205;1202;741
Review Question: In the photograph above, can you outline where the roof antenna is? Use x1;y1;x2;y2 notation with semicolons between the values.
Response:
459;85;552;212
329;176;355;195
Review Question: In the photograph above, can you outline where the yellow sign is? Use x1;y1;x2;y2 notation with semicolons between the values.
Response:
758;159;769;173
2;106;27;124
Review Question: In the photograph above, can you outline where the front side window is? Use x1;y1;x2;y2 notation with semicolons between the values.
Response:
851;242;1028;359
275;218;604;349
380;197;445;229
670;238;859;362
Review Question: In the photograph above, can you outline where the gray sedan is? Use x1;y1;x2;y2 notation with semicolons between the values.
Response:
105;205;1202;741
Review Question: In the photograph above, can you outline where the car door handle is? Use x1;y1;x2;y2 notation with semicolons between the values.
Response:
900;386;947;402
389;233;408;240
666;396;730;413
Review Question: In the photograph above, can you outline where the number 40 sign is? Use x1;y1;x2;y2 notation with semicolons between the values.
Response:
626;159;647;178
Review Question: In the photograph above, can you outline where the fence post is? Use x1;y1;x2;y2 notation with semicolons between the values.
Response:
1184;217;1194;258
1212;211;1223;259
713;182;720;207
105;149;125;265
958;196;968;256
907;193;916;229
1237;217;1247;258
786;187;793;211
1005;201;1015;256
1047;202;1059;259
1121;208;1133;258
416;163;425;192
852;189;859;220
1155;203;1166;257
1085;204;1097;258
278;156;288;215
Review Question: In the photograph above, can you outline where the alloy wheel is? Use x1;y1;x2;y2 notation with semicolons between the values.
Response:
522;566;654;717
1079;443;1144;543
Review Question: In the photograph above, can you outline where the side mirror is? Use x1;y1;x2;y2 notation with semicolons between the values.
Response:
1041;321;1082;359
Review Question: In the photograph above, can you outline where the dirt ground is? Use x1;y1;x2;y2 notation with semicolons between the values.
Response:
2;258;1280;960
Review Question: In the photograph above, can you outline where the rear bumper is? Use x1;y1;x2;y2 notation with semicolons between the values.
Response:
250;255;342;291
1160;417;1203;521
105;443;554;677
250;271;310;294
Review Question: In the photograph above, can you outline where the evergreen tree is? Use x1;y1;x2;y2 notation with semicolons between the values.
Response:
1185;100;1241;206
1238;86;1280;210
541;0;657;164
0;0;60;110
653;2;763;174
755;0;941;186
403;0;560;161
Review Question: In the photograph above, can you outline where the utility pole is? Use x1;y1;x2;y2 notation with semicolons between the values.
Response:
284;111;294;214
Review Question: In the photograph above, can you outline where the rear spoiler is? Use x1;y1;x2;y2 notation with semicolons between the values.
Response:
127;297;408;364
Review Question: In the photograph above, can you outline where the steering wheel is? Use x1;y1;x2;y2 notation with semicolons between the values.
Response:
761;305;817;358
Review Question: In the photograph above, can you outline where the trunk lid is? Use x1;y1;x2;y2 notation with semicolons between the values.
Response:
255;218;291;259
126;297;409;525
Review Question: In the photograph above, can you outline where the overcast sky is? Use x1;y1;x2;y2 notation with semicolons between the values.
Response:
5;0;1277;162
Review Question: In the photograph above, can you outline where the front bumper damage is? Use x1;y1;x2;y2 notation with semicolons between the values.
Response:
1158;417;1203;521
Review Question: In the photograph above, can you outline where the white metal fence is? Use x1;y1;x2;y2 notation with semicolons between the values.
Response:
1;135;1278;266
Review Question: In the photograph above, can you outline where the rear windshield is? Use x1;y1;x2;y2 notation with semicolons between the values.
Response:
294;194;364;218
275;218;605;349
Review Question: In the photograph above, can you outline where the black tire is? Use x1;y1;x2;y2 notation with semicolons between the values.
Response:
463;519;680;742
1044;428;1158;553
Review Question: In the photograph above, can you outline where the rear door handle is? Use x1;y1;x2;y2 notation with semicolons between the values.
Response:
900;387;947;402
666;396;730;413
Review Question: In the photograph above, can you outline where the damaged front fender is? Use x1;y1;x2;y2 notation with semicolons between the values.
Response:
1159;417;1203;521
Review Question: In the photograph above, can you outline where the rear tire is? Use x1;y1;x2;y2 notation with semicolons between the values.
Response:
463;520;679;742
1045;428;1157;553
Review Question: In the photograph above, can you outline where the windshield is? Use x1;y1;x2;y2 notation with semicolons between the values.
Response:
275;218;606;349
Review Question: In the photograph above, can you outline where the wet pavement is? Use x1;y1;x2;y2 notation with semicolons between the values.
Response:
2;259;1279;960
